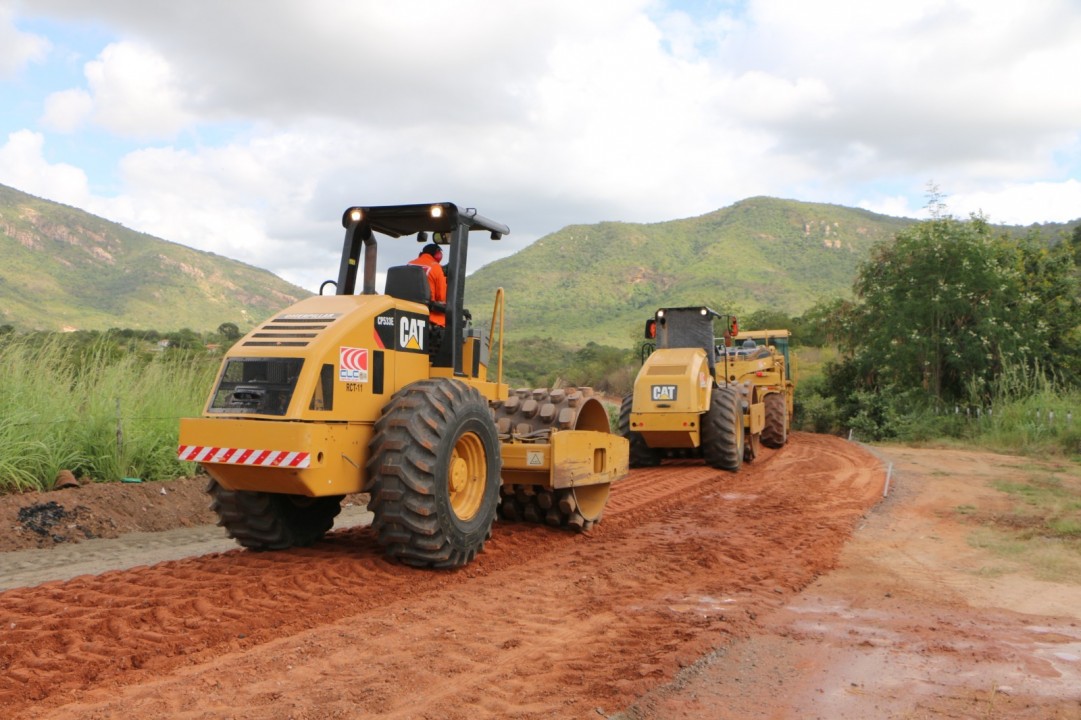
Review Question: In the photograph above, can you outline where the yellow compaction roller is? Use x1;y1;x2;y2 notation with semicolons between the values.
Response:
178;203;627;568
618;307;796;470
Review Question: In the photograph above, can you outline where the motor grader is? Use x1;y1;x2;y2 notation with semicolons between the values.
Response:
178;203;627;569
617;307;793;469
718;328;796;451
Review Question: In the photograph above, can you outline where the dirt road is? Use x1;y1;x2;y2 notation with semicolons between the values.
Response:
621;445;1081;720
0;432;881;719
3;433;1079;719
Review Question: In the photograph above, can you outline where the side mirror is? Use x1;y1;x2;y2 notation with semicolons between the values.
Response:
644;318;656;339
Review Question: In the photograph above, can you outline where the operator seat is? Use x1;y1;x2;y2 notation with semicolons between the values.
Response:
384;265;430;305
385;264;444;356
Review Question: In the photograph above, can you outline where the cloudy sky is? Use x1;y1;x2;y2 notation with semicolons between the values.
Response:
2;0;1080;292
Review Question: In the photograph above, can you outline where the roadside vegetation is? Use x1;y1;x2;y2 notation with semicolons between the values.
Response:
0;327;227;492
798;190;1081;461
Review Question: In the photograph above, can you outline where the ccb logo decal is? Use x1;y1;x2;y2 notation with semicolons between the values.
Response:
339;346;369;382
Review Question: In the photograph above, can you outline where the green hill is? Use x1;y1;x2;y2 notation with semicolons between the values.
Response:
4;185;1073;346
465;197;916;347
0;183;310;332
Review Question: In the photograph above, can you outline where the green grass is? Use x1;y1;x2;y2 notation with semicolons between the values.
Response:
968;528;1028;557
972;391;1081;458
959;463;1081;584
0;335;217;492
968;527;1081;583
1049;517;1081;536
990;472;1081;521
867;387;1081;459
972;563;1012;578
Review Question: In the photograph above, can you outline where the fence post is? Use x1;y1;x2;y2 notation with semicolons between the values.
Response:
115;397;124;458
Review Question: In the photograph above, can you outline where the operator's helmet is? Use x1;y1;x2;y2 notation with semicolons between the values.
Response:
742;339;756;349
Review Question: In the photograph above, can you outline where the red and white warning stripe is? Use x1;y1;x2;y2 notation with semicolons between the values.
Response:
177;445;311;468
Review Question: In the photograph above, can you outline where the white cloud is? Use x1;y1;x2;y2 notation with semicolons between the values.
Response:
858;195;923;220
7;0;1081;292
25;1;1081;190
87;127;361;291
0;3;49;78
720;0;1081;176
858;180;1081;225
721;71;833;125
0;130;90;206
40;88;92;133
83;42;196;138
948;180;1081;225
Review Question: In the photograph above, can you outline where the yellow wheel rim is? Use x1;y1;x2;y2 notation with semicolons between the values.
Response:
449;431;487;521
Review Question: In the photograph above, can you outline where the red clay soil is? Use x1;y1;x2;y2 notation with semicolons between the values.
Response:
0;474;218;551
622;445;1081;720
3;433;1079;719
0;432;878;719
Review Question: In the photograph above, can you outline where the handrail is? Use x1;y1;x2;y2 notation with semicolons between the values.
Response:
489;287;506;386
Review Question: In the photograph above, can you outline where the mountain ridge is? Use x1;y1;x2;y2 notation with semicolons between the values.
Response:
466;196;1079;347
3;183;1076;345
0;183;310;333
465;196;917;346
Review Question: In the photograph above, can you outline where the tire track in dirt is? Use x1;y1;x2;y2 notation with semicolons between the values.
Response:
0;432;885;719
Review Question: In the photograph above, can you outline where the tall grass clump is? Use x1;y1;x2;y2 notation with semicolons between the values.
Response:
0;335;218;493
819;355;1081;455
973;389;1081;457
969;360;1081;457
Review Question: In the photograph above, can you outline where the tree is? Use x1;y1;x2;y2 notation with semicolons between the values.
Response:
740;309;793;333
1013;228;1081;384
1069;224;1081;268
795;298;850;348
830;213;1081;405
165;328;204;351
217;322;241;341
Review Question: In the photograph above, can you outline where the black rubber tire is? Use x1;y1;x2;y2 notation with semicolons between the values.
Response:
206;478;343;550
366;378;501;569
618;393;661;468
702;386;744;472
761;393;788;449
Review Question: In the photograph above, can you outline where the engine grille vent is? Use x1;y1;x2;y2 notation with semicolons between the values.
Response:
241;313;340;348
647;364;686;376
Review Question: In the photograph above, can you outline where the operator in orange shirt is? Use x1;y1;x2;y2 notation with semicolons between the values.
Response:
407;242;447;328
